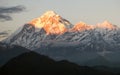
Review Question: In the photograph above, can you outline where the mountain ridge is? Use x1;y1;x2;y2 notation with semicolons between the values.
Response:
1;10;120;67
28;11;118;34
28;11;72;35
2;10;120;50
0;51;115;75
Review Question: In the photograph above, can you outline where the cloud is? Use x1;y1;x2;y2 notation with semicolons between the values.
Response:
0;14;12;21
0;31;10;41
0;31;9;36
0;30;11;39
0;5;25;21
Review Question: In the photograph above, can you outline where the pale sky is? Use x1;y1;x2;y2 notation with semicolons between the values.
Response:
0;0;120;33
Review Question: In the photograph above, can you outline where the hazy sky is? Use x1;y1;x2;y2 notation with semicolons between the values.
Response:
0;0;120;33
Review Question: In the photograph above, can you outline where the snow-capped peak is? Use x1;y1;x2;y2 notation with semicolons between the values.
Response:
28;11;58;29
96;20;116;30
71;21;94;31
28;11;72;35
102;20;111;24
42;11;58;17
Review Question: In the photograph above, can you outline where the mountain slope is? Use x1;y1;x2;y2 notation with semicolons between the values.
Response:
2;10;120;67
71;22;94;31
0;44;29;67
3;11;72;49
0;52;114;75
3;11;120;51
29;11;72;34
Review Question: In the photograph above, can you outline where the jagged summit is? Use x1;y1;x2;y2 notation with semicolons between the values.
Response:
96;20;116;30
42;11;58;17
28;10;117;33
28;10;72;35
102;20;111;24
2;11;120;68
71;20;117;31
71;21;94;31
28;10;59;28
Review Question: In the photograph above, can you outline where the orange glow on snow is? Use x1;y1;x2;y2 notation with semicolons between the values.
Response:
96;21;116;30
28;11;116;35
71;22;94;32
28;11;68;35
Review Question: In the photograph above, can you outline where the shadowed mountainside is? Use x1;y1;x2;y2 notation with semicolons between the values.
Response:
0;51;115;75
0;43;30;67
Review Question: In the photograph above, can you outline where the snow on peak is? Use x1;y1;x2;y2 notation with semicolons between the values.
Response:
96;21;116;30
28;10;72;35
28;10;58;28
27;10;117;34
71;21;94;31
42;11;58;17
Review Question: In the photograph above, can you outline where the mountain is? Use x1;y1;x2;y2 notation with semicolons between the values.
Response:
96;21;117;30
2;10;120;67
29;11;72;34
0;51;114;75
3;11;72;49
71;22;94;31
0;44;29;67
